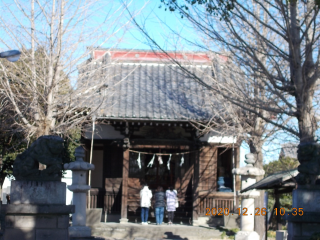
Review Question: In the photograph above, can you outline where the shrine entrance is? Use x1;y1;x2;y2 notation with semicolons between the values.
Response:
144;150;176;190
129;148;187;191
125;144;194;220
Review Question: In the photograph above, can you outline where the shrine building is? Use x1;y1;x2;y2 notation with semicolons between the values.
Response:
80;49;241;224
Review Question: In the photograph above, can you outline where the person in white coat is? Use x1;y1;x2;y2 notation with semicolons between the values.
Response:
166;187;177;225
140;184;152;225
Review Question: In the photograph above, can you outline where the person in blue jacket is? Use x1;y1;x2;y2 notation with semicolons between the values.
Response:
154;186;166;225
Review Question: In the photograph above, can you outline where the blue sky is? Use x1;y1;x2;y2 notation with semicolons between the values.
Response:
101;1;200;51
0;0;302;165
98;0;297;165
114;1;294;165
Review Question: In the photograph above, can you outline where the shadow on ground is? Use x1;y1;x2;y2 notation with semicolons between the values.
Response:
215;226;239;237
164;232;188;239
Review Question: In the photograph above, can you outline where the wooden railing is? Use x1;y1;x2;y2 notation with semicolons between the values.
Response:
199;198;234;216
198;191;235;216
87;188;104;209
86;188;235;217
105;193;121;213
86;188;121;213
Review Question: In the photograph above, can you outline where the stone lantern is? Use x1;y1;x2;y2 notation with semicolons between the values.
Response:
232;153;265;240
64;146;95;238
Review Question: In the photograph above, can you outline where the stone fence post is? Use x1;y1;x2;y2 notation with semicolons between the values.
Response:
232;153;265;240
64;146;95;238
276;230;287;240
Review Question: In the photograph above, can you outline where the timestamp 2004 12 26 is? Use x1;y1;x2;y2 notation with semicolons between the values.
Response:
205;208;304;216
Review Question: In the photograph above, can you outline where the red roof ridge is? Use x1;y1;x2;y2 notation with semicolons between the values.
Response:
93;49;212;63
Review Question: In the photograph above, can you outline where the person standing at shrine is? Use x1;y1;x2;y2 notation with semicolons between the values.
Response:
140;183;152;225
166;187;177;225
154;186;166;225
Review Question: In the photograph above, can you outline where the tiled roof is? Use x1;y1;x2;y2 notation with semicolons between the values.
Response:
241;168;320;192
83;50;226;121
240;169;298;192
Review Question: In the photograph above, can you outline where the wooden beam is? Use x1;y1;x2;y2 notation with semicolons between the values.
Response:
192;149;200;224
120;149;129;223
198;191;235;198
130;144;190;149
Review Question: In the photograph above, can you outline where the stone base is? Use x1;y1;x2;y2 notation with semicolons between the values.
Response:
86;208;102;226
276;230;287;240
287;215;320;240
11;180;66;204
1;204;74;240
193;215;240;228
224;214;240;228
119;218;128;224
192;219;199;226
292;186;320;212
69;226;92;238
287;187;320;239
235;231;260;240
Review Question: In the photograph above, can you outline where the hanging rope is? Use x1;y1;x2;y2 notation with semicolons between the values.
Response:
128;148;203;155
132;148;203;170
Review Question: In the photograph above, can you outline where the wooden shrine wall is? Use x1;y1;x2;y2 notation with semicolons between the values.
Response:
198;145;218;192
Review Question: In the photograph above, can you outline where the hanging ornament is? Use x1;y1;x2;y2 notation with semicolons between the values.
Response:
158;155;163;165
147;154;155;167
180;154;184;166
137;153;141;169
167;154;172;170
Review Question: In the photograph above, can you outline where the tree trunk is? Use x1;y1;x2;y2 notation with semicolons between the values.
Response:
289;0;317;144
296;92;317;144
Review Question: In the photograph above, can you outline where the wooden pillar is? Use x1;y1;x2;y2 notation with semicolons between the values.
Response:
120;148;129;223
212;147;218;191
235;147;240;207
192;148;200;225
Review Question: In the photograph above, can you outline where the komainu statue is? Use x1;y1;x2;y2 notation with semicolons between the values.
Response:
13;135;64;181
296;142;320;185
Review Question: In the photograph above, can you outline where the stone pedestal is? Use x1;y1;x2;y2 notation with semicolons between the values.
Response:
1;135;75;240
1;204;74;240
64;146;94;239
241;198;254;231
287;185;320;240
232;153;265;240
119;218;129;224
2;181;74;240
235;189;261;239
11;181;66;204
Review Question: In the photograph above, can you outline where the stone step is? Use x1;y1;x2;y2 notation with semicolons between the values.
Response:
90;222;222;240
